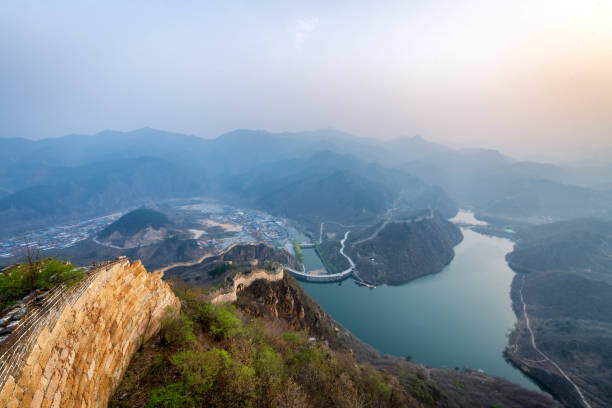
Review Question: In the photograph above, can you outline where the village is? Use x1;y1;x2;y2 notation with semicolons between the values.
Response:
0;213;121;259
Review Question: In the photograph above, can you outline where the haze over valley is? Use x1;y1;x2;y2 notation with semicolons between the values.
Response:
1;2;612;408
2;126;611;406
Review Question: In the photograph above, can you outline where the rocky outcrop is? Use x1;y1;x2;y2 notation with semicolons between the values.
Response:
235;272;393;355
236;273;353;351
0;258;179;408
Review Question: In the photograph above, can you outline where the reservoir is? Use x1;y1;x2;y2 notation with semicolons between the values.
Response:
300;212;539;390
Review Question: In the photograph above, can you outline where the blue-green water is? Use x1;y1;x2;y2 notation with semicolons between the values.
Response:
301;228;539;391
303;247;325;271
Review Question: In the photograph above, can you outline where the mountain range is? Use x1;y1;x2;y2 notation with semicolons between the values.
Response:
1;127;612;237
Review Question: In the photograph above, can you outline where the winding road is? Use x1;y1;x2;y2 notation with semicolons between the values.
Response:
518;275;592;408
92;237;124;250
286;230;357;282
339;231;356;270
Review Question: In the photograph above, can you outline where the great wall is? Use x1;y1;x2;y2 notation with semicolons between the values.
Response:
0;253;287;408
0;258;179;408
207;264;284;304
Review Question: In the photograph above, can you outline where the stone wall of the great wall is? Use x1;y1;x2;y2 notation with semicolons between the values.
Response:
0;258;179;408
209;266;284;304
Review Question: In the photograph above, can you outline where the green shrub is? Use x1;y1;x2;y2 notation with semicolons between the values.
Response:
282;332;305;346
0;258;84;310
254;346;283;378
160;309;195;346
293;240;304;263
454;380;465;391
296;345;324;365
281;332;324;368
210;305;242;339
37;259;84;288
171;350;228;393
168;348;256;407
366;370;392;401
207;263;235;277
147;383;195;408
193;302;243;340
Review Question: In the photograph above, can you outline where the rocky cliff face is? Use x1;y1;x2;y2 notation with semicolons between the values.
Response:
236;273;344;348
0;258;179;408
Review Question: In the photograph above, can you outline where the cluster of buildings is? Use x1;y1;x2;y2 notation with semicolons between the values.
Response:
188;207;295;252
0;214;120;259
227;210;291;246
1;200;305;264
246;219;288;243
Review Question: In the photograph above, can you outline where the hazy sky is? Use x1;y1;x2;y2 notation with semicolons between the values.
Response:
1;1;611;161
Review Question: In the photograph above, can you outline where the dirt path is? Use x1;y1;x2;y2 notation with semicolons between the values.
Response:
352;208;433;246
92;237;124;249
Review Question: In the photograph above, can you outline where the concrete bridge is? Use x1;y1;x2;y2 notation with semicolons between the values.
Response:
298;242;315;248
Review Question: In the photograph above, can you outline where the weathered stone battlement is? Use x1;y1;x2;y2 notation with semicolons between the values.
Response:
208;265;284;304
0;257;179;408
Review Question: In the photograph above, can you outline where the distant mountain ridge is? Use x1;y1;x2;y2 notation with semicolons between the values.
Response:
0;157;204;237
219;150;458;227
2;127;612;238
0;127;205;167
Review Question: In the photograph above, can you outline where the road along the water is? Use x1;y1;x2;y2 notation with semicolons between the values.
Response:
339;231;355;269
517;275;592;408
286;231;357;282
